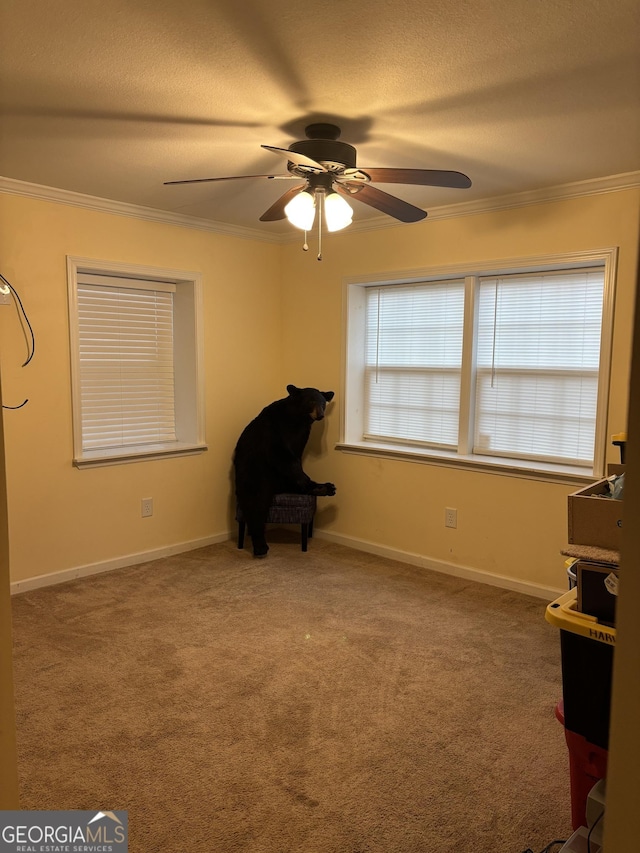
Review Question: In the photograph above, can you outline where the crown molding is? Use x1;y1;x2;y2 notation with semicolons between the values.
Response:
0;176;280;244
2;170;639;244
340;170;640;237
426;169;640;219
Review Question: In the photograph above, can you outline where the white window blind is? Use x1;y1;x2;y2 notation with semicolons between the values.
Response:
365;281;465;447
77;275;177;451
474;269;605;466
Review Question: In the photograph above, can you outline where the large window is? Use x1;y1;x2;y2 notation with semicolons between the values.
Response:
67;258;206;467
343;251;616;480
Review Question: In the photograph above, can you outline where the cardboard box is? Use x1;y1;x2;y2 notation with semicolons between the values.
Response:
568;478;623;551
607;463;625;476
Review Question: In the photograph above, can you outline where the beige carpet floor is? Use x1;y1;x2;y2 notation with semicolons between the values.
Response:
11;534;572;852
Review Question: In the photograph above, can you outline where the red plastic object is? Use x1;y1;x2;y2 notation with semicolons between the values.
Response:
555;700;608;830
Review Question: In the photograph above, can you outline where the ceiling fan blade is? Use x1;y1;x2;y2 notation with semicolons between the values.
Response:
336;183;427;223
358;168;472;189
259;185;307;222
164;174;294;185
261;145;327;173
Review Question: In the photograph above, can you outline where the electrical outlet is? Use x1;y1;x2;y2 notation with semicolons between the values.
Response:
0;287;11;306
445;507;457;529
141;498;153;518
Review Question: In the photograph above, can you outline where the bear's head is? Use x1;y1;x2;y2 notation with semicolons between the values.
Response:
286;385;335;421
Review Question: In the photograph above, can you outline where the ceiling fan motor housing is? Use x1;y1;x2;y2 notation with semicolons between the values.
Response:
289;139;357;171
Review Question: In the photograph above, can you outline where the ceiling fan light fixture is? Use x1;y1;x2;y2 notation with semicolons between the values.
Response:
324;192;353;232
284;190;316;230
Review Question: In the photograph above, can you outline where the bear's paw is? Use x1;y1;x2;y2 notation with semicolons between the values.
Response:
311;482;336;497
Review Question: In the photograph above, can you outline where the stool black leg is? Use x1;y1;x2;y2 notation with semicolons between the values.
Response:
238;520;245;550
301;524;308;552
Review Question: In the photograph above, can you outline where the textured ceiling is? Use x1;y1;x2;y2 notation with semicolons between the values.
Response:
1;0;639;235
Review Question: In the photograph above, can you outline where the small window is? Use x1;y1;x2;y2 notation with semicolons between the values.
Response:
68;259;206;467
342;251;616;480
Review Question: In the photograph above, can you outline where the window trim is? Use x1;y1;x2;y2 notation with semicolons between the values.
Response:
67;256;207;468
340;248;618;484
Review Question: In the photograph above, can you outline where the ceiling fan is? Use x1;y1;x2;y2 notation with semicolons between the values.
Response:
165;122;472;230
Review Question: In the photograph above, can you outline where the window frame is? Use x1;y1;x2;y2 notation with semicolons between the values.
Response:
67;256;207;468
340;249;618;484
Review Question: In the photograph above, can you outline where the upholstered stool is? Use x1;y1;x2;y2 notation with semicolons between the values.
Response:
236;493;317;552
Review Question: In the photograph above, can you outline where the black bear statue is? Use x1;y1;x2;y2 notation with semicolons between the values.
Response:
234;384;336;557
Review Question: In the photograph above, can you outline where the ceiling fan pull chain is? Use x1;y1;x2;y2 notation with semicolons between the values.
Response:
317;193;323;261
303;230;309;252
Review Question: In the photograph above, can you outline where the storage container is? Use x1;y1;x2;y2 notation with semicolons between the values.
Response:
547;590;614;832
558;826;602;852
555;700;608;830
546;589;615;750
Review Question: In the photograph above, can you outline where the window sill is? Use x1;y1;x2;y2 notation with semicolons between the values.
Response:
335;441;599;486
73;442;208;469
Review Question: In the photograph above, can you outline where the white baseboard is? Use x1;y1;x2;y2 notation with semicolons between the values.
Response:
314;529;564;601
10;533;229;595
10;528;564;601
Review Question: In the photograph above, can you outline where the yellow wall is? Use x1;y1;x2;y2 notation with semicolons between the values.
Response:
1;188;638;592
0;194;283;584
281;189;640;592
